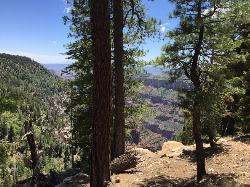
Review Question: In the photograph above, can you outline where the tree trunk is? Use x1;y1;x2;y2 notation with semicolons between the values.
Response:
190;1;206;180
113;0;125;159
90;0;112;186
192;98;206;181
24;120;38;176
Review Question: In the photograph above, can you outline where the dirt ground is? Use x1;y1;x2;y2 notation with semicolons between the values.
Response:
111;136;250;186
57;136;250;187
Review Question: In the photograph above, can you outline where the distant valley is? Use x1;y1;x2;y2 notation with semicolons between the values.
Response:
43;63;187;151
43;64;70;77
43;64;164;77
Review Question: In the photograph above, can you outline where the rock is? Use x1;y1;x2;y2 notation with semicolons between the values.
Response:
162;141;184;152
55;173;89;187
133;147;154;157
158;141;184;156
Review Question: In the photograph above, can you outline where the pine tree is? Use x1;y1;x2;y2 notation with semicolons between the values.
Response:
157;0;239;181
113;0;125;159
64;0;157;168
63;0;93;171
90;0;112;185
112;0;157;159
225;0;250;133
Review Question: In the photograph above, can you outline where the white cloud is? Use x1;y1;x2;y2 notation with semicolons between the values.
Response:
160;22;169;33
160;26;166;32
0;49;73;64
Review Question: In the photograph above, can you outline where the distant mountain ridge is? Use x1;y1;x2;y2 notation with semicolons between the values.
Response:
43;64;163;77
43;64;70;76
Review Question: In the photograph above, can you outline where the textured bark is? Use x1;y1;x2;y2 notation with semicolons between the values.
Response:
90;0;112;186
24;120;38;176
191;49;207;181
113;0;125;159
192;102;206;181
190;1;206;181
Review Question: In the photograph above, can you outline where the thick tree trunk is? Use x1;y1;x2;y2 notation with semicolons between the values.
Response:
192;96;206;181
90;0;112;186
113;0;125;159
24;120;38;176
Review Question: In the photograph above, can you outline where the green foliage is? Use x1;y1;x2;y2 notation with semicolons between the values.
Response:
0;53;62;105
0;142;11;186
63;0;92;171
222;1;250;133
156;0;249;145
0;143;8;166
40;156;65;174
0;53;69;184
63;0;156;171
1;112;22;139
176;118;194;145
15;157;32;180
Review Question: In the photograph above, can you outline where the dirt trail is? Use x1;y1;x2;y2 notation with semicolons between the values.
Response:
111;137;250;186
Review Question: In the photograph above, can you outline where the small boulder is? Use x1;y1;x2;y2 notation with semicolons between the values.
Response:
158;141;184;156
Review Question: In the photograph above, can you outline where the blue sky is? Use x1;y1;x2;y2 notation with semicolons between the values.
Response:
0;0;176;64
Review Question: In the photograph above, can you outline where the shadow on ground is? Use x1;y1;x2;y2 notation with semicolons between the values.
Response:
136;173;238;187
135;175;195;187
15;169;89;187
120;169;141;174
233;134;250;144
181;144;230;162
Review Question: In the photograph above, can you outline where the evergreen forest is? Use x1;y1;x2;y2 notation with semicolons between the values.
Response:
0;0;250;186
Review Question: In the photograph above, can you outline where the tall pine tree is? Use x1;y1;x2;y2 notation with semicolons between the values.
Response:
113;0;126;159
157;0;239;181
90;0;112;185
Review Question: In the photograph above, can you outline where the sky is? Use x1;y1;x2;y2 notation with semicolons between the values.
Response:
0;0;177;64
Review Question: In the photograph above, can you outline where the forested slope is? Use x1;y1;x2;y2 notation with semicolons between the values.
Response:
0;53;62;105
0;53;69;186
